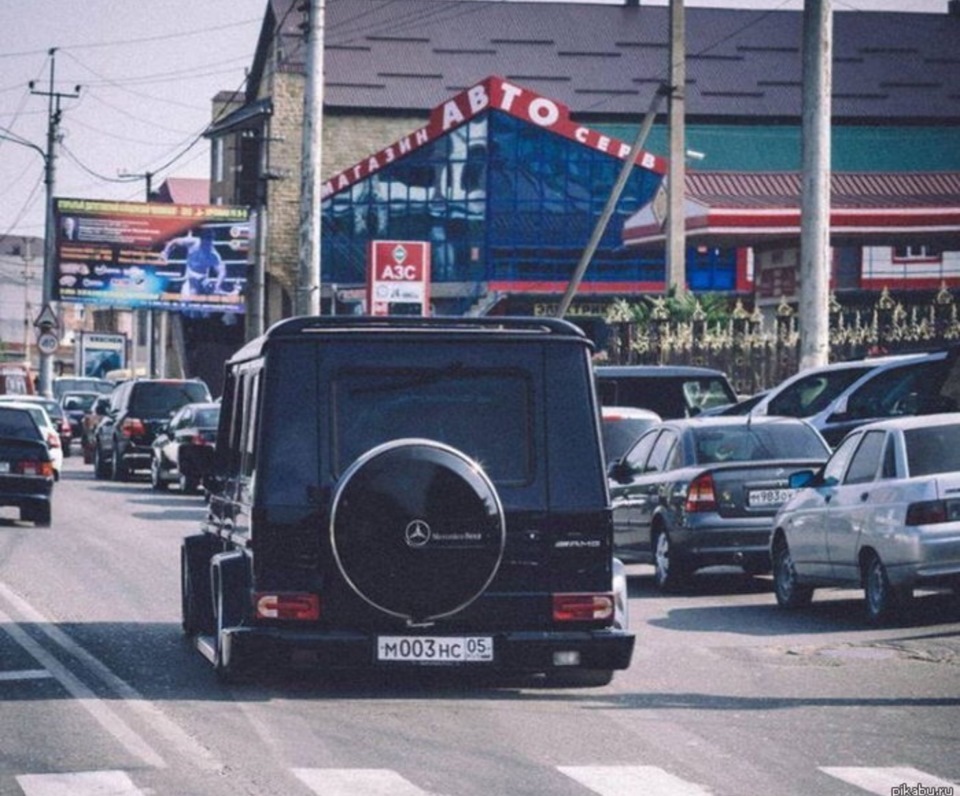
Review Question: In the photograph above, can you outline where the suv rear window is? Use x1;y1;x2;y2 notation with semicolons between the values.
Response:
129;382;211;416
334;368;531;483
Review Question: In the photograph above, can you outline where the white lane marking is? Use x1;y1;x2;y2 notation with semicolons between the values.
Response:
0;602;165;769
820;766;958;795
0;580;222;772
0;669;52;681
17;769;144;795
558;765;713;796
293;768;436;796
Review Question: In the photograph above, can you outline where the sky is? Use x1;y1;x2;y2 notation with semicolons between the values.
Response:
0;0;947;241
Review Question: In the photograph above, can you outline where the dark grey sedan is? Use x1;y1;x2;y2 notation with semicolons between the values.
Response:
608;416;830;591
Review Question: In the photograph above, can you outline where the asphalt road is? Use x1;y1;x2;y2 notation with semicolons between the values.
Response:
0;455;958;796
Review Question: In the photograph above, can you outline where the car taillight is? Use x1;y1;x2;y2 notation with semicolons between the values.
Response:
121;418;146;437
46;433;61;449
685;472;717;512
60;418;71;434
15;460;53;477
191;433;210;446
552;593;614;622
254;592;321;621
905;499;960;526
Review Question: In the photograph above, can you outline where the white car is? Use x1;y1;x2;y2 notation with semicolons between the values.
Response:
770;413;960;624
0;400;63;480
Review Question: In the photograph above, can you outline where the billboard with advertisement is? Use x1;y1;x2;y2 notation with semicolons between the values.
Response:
54;198;250;314
367;241;431;316
77;331;127;379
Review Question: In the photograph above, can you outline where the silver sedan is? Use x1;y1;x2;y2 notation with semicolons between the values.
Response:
770;413;960;624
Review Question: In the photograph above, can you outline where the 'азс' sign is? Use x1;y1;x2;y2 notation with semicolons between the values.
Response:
367;240;431;317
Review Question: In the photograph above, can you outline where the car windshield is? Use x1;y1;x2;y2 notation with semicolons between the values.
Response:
194;408;220;427
0;407;41;440
693;423;827;463
63;393;98;412
602;416;659;464
905;424;960;476
130;382;210;416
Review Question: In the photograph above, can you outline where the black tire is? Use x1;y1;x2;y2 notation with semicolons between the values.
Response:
150;456;169;491
863;553;909;625
93;443;109;480
331;439;506;624
111;442;129;482
653;528;690;593
24;502;51;528
772;536;814;609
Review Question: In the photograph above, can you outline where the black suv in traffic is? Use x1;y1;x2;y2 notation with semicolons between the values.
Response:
93;378;212;481
179;316;634;685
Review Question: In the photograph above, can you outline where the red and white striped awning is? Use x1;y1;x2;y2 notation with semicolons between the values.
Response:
623;172;960;248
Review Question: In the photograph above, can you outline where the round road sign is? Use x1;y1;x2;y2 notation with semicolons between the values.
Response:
36;332;59;355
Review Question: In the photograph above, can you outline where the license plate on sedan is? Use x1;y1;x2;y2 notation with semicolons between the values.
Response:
0;462;9;473
377;635;494;663
748;488;795;507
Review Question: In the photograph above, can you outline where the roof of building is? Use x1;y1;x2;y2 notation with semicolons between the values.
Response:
253;0;960;123
153;177;211;206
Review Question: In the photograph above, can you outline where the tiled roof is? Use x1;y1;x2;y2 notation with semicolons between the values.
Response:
154;177;211;206
686;171;960;209
261;0;960;122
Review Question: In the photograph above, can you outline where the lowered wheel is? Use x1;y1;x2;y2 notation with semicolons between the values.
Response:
653;528;690;593
331;439;506;625
93;443;109;480
863;553;910;625
772;536;814;609
150;456;169;491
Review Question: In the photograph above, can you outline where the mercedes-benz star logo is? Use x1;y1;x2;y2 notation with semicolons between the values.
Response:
404;519;432;548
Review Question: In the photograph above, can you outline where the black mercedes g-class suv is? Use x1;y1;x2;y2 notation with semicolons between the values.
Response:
180;316;634;684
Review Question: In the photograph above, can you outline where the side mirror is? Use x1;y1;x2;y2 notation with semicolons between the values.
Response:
607;460;632;482
788;469;817;489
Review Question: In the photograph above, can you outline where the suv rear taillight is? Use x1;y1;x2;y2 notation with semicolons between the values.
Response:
905;499;960;526
14;460;53;477
685;472;717;512
254;592;321;621
121;418;146;437
552;593;614;622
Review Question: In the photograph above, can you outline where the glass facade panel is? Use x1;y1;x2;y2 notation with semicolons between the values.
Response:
320;110;697;291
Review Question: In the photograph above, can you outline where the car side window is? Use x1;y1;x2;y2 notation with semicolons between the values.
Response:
624;430;660;474
845;362;931;419
843;430;886;485
822;433;860;485
646;430;678;473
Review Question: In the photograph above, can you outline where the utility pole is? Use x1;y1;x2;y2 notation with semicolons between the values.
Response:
30;48;80;396
666;0;687;298
297;0;324;317
799;0;832;370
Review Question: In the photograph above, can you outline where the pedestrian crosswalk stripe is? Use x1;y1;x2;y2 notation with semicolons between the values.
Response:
558;765;713;796
0;669;51;682
820;766;958;795
16;770;144;796
292;768;433;795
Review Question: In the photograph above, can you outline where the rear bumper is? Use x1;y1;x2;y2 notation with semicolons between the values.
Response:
212;625;636;674
676;518;774;569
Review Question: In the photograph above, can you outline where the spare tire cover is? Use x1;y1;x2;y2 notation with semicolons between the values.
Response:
330;438;506;623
